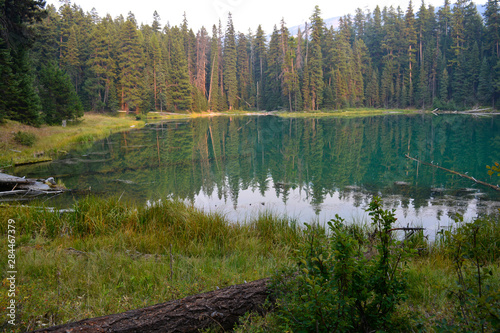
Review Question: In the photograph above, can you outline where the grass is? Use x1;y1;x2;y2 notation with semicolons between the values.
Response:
0;196;303;332
0;113;146;167
276;107;418;118
0;197;498;332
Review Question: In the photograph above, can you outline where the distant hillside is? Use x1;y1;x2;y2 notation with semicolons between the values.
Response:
288;16;341;36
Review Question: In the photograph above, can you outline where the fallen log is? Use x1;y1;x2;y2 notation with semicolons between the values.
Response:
405;154;500;192
31;278;272;333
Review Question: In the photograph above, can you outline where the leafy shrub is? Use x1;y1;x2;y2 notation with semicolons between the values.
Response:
436;214;500;332
272;197;412;332
13;130;36;146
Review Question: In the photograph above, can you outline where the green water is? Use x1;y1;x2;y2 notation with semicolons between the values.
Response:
14;114;500;234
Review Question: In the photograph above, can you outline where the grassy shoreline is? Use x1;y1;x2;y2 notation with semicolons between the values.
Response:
0;113;146;168
0;196;498;332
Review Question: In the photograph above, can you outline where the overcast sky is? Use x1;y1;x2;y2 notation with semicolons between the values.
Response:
45;0;480;34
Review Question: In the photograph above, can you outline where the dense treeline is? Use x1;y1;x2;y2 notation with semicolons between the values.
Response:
1;0;500;124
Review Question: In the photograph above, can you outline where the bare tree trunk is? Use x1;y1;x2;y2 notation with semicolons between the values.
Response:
30;278;271;333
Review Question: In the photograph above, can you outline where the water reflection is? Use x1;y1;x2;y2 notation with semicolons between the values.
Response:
14;114;500;235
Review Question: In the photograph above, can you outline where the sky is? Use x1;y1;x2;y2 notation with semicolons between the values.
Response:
45;0;477;34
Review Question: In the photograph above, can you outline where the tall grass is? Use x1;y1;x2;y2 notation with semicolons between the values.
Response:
0;197;304;332
0;114;144;166
1;198;498;332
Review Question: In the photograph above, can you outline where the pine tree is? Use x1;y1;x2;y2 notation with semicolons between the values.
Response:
208;25;220;111
195;27;209;101
152;10;161;33
439;66;449;102
280;19;299;111
253;25;267;110
39;61;83;124
307;6;325;110
63;26;81;90
236;32;251;109
150;33;162;110
118;18;143;111
478;56;494;105
405;0;417;105
484;0;500;58
0;37;17;122
168;27;192;111
8;48;42;124
366;6;384;71
223;13;237;110
266;26;282;110
31;5;60;69
86;21;116;111
0;0;45;124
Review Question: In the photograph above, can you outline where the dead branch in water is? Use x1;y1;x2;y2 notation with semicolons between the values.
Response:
405;154;500;192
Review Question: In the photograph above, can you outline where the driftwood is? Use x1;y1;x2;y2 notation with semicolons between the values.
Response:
405;154;500;192
31;278;271;333
0;172;66;200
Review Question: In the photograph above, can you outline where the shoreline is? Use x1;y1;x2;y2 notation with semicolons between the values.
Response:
2;108;495;167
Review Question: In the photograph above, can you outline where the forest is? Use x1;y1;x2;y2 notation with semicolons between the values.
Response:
1;0;500;125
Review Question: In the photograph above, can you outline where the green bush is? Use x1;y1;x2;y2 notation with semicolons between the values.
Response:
272;197;412;332
436;214;500;332
13;130;36;146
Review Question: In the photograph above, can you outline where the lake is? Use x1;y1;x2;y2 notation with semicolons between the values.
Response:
14;114;500;236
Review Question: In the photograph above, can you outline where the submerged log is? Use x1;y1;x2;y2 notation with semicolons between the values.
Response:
31;278;272;333
405;154;500;192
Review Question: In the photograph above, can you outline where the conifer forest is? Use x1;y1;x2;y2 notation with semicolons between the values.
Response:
1;0;500;125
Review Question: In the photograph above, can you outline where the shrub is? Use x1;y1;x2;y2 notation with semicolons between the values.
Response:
272;197;412;332
436;214;500;332
13;130;36;146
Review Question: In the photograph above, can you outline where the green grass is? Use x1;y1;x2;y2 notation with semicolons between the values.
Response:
1;199;498;331
0;114;145;167
0;197;303;332
276;108;418;118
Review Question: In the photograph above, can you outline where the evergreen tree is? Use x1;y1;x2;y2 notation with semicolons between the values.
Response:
439;66;449;102
484;0;500;58
366;6;384;71
118;18;143;111
0;37;17;122
0;0;45;124
236;32;251;109
208;25;220;111
307;6;325;110
405;0;417;105
38;61;83;124
195;27;209;97
266;26;282;110
478;56;494;105
63;26;81;90
253;25;267;110
86;21;116;111
280;19;300;111
168;27;192;111
223;13;237;109
31;5;60;69
152;10;161;33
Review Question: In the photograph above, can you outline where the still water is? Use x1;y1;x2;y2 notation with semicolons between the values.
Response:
14;114;500;236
